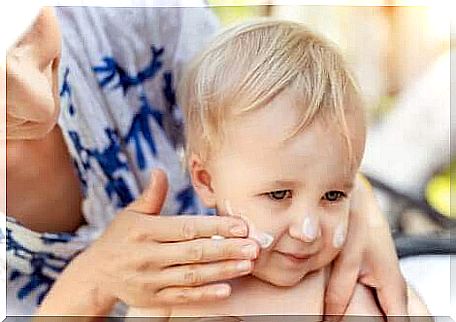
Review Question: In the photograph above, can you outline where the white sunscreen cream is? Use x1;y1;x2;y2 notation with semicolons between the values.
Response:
301;216;320;241
332;221;347;248
212;200;274;249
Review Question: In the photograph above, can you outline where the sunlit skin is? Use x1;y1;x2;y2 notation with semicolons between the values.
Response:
7;6;62;138
6;7;84;233
193;90;366;287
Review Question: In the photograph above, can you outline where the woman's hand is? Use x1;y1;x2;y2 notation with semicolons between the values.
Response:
324;175;408;322
37;169;259;316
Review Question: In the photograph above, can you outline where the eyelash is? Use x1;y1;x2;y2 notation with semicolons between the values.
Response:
263;190;347;202
266;190;292;201
322;191;346;202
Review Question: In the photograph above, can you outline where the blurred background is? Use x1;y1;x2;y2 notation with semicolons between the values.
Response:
207;1;454;318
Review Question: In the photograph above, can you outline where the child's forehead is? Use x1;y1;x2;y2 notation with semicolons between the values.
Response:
219;112;341;163
211;116;358;193
223;91;333;145
228;91;301;133
212;91;365;173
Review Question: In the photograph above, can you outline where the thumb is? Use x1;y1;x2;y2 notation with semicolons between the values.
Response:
128;168;168;215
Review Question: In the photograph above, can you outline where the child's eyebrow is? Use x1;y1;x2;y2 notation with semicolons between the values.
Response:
252;179;355;192
253;179;299;191
328;180;354;192
343;181;354;191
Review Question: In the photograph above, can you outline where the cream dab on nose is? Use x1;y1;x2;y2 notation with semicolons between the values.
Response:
302;216;319;241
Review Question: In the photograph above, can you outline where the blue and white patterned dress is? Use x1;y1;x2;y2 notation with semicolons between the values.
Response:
6;4;219;316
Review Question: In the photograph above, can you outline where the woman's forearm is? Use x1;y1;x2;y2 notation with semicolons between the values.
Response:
7;126;83;232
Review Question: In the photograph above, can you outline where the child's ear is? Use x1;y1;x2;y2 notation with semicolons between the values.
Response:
189;153;217;208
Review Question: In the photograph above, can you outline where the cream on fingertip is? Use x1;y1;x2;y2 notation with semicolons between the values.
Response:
251;228;274;248
223;199;274;249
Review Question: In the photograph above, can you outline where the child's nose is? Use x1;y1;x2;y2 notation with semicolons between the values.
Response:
288;212;321;243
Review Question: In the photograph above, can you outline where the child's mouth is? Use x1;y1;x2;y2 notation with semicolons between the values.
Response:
274;250;312;264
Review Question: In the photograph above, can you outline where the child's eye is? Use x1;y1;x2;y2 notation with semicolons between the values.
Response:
267;190;292;201
322;191;346;202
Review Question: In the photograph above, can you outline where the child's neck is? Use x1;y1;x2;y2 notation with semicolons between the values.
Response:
215;269;328;317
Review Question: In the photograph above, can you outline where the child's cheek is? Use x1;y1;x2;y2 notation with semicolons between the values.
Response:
237;199;282;235
309;212;349;271
323;201;350;249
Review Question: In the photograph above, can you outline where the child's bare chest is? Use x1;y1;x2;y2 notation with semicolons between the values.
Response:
169;271;326;320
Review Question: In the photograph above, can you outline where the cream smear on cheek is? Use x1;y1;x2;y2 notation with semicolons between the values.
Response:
332;221;347;249
211;200;274;249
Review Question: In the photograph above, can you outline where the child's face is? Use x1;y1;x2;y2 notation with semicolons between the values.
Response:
192;92;365;287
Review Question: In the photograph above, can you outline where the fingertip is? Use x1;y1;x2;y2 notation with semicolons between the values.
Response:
150;168;168;189
129;168;169;214
214;283;231;299
148;168;168;198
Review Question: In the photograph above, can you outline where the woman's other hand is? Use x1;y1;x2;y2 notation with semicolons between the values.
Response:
6;7;61;140
37;169;258;316
324;174;409;322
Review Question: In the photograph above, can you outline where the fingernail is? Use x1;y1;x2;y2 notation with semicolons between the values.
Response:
241;244;257;258
302;217;318;241
230;224;247;236
215;285;230;298
236;260;252;272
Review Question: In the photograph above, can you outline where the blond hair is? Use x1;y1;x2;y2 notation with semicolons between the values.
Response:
178;18;363;163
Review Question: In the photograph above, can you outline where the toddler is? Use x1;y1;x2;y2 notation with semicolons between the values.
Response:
128;19;428;321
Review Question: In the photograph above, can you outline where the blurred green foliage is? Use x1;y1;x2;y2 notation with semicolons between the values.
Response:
207;0;268;26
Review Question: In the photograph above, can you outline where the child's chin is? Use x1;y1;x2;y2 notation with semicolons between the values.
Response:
253;270;305;287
